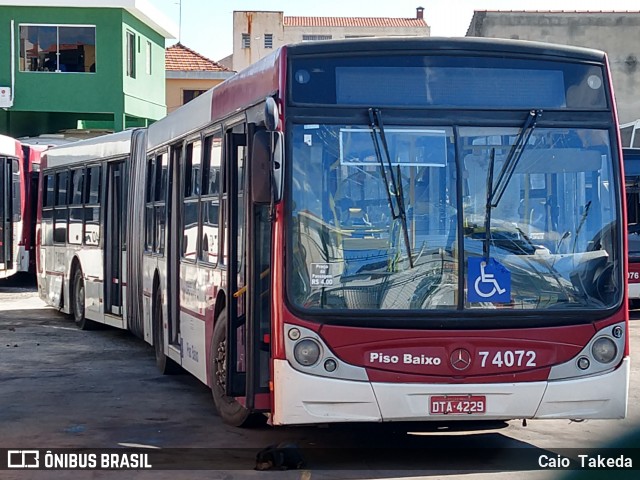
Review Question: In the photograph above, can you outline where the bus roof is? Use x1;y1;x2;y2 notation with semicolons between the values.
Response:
147;88;216;151
147;48;282;151
285;36;607;62
43;129;135;169
0;133;21;158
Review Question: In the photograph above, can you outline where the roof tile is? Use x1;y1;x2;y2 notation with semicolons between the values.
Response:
166;43;231;72
284;16;428;28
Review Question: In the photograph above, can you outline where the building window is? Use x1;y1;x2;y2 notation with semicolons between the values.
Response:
302;34;332;41
126;31;136;78
242;33;250;49
146;40;152;75
19;24;96;72
183;89;207;105
264;34;273;49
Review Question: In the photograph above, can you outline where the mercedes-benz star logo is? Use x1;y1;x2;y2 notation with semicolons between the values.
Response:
450;348;472;371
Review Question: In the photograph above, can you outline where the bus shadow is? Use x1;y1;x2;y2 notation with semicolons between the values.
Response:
253;423;556;475
0;272;37;292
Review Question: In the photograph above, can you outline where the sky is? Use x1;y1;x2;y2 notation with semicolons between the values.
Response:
149;0;638;63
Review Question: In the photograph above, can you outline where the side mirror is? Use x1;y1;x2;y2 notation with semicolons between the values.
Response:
265;97;278;132
272;132;284;202
251;130;272;204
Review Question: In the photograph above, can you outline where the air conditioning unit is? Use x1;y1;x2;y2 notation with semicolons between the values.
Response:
0;87;13;108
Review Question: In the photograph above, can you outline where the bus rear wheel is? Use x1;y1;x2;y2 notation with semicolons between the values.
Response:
153;287;180;375
72;268;94;330
210;312;265;427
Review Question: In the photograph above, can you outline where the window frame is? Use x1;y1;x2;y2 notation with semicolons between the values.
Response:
53;170;69;245
18;23;97;73
198;130;223;266
126;30;136;78
242;33;250;49
264;33;273;49
68;167;85;245
181;138;202;263
144;151;168;255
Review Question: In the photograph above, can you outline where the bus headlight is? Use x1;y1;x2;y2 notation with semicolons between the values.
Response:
294;339;321;366
591;337;617;364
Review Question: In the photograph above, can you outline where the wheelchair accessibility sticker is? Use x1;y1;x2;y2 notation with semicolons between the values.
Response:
467;258;511;303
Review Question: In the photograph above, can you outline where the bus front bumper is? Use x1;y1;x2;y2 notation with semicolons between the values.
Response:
271;358;629;426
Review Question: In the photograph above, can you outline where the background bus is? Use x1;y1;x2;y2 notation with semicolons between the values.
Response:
620;120;640;149
37;37;628;427
624;147;640;305
1;134;43;279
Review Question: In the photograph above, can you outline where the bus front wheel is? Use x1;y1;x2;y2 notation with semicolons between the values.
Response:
210;312;265;427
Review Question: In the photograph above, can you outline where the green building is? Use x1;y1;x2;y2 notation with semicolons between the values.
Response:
0;0;177;137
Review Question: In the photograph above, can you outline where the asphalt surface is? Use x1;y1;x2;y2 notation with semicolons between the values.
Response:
1;274;638;479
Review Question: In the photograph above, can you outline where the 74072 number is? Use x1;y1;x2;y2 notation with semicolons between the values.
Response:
478;350;537;368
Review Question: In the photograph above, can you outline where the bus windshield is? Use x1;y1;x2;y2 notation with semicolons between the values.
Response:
288;124;619;313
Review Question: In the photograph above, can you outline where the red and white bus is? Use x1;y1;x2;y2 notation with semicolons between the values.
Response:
624;148;640;304
1;134;43;279
37;38;628;426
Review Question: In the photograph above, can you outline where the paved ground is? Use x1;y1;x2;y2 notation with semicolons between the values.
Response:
1;275;638;479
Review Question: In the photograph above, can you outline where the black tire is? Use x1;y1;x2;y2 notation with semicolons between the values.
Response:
210;312;266;427
72;268;94;330
153;287;180;375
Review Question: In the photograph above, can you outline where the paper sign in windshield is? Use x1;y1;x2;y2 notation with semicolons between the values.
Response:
310;263;333;287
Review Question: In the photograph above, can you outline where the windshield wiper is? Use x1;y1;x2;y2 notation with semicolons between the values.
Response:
491;109;542;207
483;148;496;259
482;109;542;260
368;108;414;268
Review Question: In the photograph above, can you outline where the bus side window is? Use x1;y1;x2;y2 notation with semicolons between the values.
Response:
145;157;155;252
42;173;55;246
12;159;20;222
199;133;221;264
182;140;201;261
53;170;69;244
85;165;101;246
68;168;84;245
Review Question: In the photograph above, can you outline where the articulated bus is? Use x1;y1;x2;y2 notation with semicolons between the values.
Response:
624;148;640;304
37;38;628;426
1;134;43;279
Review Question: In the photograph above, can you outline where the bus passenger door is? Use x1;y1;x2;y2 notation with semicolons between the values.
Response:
225;127;247;398
225;125;272;411
245;128;273;410
0;157;12;272
105;161;124;315
167;143;183;352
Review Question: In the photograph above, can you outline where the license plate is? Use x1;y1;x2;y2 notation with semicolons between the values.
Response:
429;395;486;415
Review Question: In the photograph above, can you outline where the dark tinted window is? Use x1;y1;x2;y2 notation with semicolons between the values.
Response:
202;134;222;196
55;171;68;206
44;174;55;207
86;166;101;204
70;169;84;205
